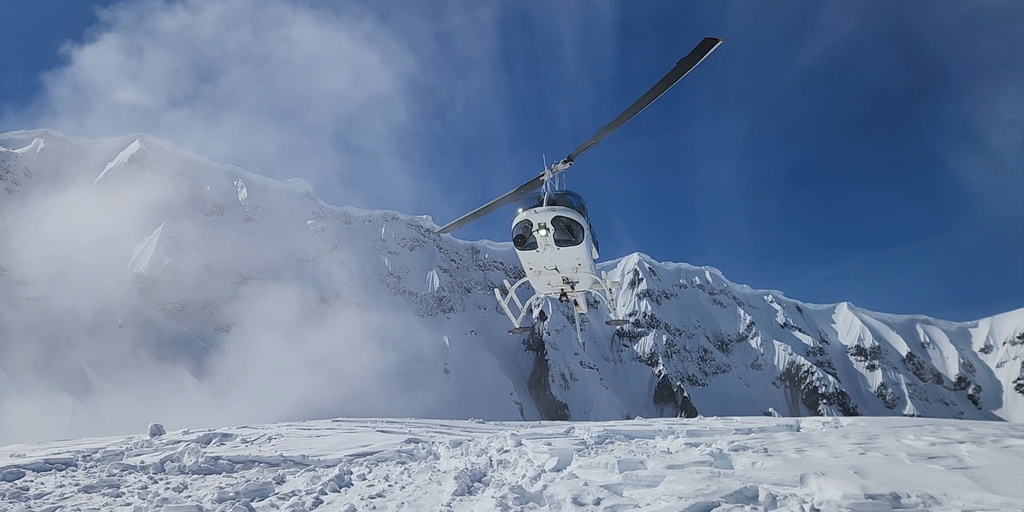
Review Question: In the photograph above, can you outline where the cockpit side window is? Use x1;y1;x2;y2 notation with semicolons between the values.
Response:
551;215;585;248
512;219;538;251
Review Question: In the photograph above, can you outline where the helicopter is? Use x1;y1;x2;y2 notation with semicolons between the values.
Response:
438;37;722;341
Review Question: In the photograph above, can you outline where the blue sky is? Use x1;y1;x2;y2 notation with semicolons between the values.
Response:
1;0;1021;321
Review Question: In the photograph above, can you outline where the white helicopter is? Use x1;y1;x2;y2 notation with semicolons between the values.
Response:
439;37;722;340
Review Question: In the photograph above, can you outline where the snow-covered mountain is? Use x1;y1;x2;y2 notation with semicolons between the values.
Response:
1;130;1022;445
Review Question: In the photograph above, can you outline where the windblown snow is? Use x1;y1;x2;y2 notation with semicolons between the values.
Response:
0;130;1022;508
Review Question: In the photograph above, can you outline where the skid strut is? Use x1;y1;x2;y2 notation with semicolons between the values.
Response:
494;271;629;336
495;277;541;334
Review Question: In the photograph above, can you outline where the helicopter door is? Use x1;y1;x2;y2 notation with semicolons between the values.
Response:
551;215;585;247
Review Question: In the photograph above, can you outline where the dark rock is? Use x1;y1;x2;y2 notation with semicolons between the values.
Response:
526;338;570;420
148;423;166;437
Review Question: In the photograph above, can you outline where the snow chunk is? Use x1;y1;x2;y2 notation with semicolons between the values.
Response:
448;467;487;497
78;478;120;493
328;465;353;490
615;457;646;473
1;468;26;482
161;505;204;512
238;480;275;500
532;447;574;472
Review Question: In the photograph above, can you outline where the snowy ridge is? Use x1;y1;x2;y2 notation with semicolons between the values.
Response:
0;416;1021;511
12;138;44;156
0;130;1022;447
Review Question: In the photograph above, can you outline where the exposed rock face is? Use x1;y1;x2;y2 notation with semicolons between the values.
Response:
523;330;570;422
1;130;1022;445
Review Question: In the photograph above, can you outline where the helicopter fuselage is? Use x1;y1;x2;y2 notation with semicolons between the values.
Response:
503;189;609;316
512;204;599;301
491;190;627;335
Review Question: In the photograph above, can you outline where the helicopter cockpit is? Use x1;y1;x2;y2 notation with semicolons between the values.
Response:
516;190;590;219
512;191;599;253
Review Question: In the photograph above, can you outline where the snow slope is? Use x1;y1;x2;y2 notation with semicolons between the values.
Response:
0;416;1021;511
0;130;1022;447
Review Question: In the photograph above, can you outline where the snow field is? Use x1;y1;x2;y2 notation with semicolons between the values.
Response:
1;416;1021;511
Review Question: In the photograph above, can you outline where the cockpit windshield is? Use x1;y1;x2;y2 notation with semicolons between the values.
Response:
517;191;590;220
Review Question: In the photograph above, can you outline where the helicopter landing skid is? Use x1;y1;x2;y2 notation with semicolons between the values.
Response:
494;271;628;342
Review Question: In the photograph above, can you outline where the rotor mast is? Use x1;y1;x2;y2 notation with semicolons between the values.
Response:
541;158;573;195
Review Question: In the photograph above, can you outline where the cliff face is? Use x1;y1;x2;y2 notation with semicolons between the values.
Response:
1;130;1021;444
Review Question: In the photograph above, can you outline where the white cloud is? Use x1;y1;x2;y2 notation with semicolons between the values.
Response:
9;0;465;213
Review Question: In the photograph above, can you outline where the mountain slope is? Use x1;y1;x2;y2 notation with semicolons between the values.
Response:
1;130;1021;445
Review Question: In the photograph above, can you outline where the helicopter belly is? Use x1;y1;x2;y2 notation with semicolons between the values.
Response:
517;245;597;296
512;207;598;297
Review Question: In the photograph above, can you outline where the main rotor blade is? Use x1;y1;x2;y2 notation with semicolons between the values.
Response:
437;174;545;234
565;37;722;163
437;37;721;235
